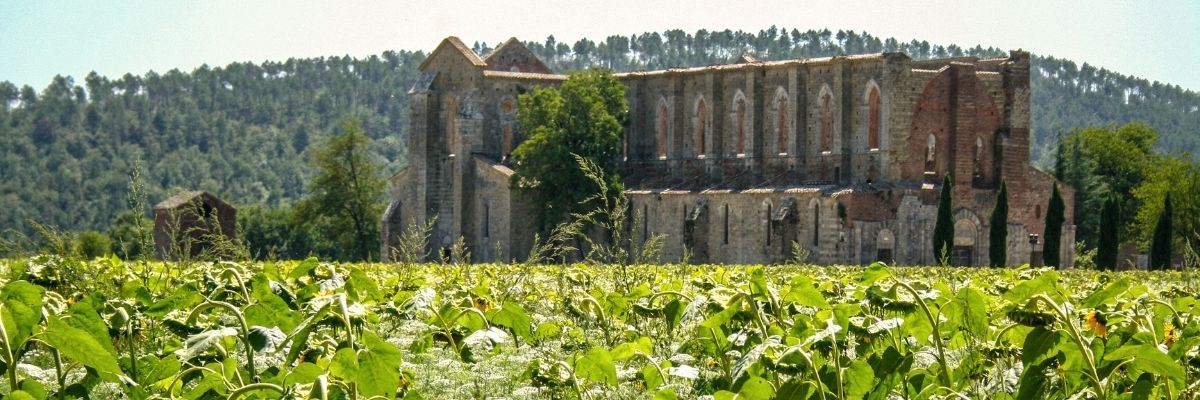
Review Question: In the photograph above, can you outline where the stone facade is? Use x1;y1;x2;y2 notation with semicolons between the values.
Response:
153;190;237;259
382;36;1076;266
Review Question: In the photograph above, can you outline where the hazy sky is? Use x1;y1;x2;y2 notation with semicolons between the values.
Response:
2;0;1197;91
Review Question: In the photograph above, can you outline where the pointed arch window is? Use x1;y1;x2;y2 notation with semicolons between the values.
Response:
974;136;984;178
735;97;747;155
695;98;707;156
657;100;668;159
776;90;789;155
868;86;881;150
723;204;731;245
446;96;458;155
819;91;833;153
925;134;937;172
812;201;821;247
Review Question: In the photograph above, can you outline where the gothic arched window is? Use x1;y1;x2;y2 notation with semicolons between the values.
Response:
868;86;881;150
974;136;984;178
820;92;833;153
925;134;937;172
446;96;458;155
657;99;668;159
735;97;747;155
695;98;707;156
776;91;789;154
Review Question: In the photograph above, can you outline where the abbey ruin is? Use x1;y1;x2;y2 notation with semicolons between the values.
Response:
382;36;1075;266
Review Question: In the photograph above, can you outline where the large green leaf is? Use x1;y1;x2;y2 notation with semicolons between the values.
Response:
857;263;891;286
246;325;285;352
662;298;686;332
488;302;534;340
246;275;300;332
1015;356;1058;400
1081;277;1131;308
64;301;117;356
1003;271;1060;304
1;280;44;347
700;297;742;329
737;376;775;400
329;347;359;381
180;327;237;361
357;333;403;398
843;359;875;400
611;336;654;361
572;347;617;386
947;287;989;337
145;283;201;317
1104;344;1184;382
41;317;125;379
347;267;383;302
783;276;830;309
748;267;770;301
289;256;320;280
7;391;38;400
1021;327;1064;367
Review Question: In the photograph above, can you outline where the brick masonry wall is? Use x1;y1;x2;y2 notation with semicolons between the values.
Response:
388;40;1075;266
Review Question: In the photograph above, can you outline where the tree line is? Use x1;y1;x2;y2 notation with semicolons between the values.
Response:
1;26;1196;261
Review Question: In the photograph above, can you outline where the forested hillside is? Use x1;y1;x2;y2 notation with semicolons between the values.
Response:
1;27;1197;237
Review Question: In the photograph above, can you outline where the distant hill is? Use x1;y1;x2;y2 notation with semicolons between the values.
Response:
1;27;1196;236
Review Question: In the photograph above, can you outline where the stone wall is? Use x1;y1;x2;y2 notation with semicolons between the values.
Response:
384;37;1076;267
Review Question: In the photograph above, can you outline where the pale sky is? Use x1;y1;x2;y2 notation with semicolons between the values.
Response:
1;0;1197;92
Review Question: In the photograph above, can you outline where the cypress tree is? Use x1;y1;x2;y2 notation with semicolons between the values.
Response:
989;180;1008;267
933;174;954;265
1150;193;1174;270
1044;183;1065;268
1096;196;1120;270
1053;135;1065;181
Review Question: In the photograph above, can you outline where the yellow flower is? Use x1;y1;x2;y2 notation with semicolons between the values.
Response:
1084;311;1107;338
1164;323;1179;348
473;296;492;312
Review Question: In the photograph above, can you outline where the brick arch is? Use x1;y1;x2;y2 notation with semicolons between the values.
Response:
952;208;983;266
904;69;1002;183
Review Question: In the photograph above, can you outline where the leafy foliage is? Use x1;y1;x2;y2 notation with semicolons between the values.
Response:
933;175;953;265
990;180;1009;267
5;26;1198;249
1044;183;1066;268
1097;196;1120;270
0;257;1197;398
510;69;627;229
295;118;386;261
1150;193;1174;269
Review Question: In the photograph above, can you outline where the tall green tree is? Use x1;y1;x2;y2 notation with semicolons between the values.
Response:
295;118;385;261
1150;193;1173;270
510;69;627;229
1055;123;1158;249
1044;183;1066;268
1096;196;1120;270
988;180;1008;267
1132;156;1200;259
932;174;954;265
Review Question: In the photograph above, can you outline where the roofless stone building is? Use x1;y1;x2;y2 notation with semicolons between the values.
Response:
382;36;1075;266
153;190;237;259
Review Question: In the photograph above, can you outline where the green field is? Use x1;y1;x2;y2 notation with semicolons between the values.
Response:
0;256;1197;399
